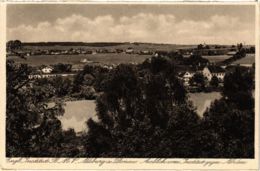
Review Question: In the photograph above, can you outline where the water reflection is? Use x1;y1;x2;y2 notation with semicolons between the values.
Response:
60;92;222;132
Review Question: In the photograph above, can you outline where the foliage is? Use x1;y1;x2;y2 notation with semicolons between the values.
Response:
84;58;254;158
72;65;109;98
7;40;22;51
6;60;65;157
210;75;219;88
6;53;254;158
52;63;72;73
223;67;253;110
84;60;200;157
200;66;254;158
184;54;209;66
189;72;206;89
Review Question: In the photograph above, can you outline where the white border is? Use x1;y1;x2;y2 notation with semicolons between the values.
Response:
0;2;259;170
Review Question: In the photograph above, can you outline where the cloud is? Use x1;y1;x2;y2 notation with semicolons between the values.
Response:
7;13;254;44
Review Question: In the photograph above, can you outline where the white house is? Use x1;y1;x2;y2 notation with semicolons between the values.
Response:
80;58;93;63
202;66;225;82
227;51;237;56
179;71;195;86
125;48;134;54
41;66;53;74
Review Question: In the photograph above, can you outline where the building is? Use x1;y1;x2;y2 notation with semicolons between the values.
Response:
139;50;153;55
178;69;197;86
202;66;225;81
125;48;134;54
41;66;53;74
80;58;93;63
227;51;237;56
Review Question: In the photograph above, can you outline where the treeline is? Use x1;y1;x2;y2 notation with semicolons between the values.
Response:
6;56;254;158
21;42;128;47
219;43;252;65
220;49;247;65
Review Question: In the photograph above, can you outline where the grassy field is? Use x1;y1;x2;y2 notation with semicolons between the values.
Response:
232;54;255;65
23;44;197;52
202;55;231;63
8;53;234;66
7;53;152;66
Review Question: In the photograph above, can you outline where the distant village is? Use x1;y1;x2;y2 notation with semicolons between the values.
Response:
7;41;255;93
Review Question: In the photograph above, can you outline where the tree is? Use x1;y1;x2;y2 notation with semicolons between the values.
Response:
84;63;200;157
197;44;204;49
52;76;73;97
189;73;206;90
168;51;184;61
7;40;22;51
249;46;255;53
237;43;243;51
6;60;65;157
223;67;253;110
210;75;219;88
184;54;209;66
52;63;72;73
199;66;254;158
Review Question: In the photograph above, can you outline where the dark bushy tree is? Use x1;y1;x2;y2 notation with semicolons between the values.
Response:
52;63;72;73
210;75;219;88
184;54;209;66
84;61;200;157
200;66;254;158
189;73;206;89
52;76;73;97
223;67;254;110
7;40;22;51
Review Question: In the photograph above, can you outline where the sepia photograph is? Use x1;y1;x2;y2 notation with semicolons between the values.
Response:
5;3;256;161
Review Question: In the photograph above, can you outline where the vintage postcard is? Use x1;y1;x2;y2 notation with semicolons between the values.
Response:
0;2;259;170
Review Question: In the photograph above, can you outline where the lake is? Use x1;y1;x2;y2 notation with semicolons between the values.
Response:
189;92;221;117
60;92;221;132
59;100;97;133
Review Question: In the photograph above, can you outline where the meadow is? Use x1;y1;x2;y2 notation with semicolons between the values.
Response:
23;43;196;52
232;54;255;65
7;53;151;66
202;55;231;63
7;52;234;66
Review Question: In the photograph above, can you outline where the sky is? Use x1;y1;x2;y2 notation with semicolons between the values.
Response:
7;4;255;45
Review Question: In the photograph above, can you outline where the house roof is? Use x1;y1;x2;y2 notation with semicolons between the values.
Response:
178;71;195;77
42;66;54;70
206;65;225;73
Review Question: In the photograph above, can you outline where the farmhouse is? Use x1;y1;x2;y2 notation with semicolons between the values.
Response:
178;68;200;86
80;58;93;63
125;48;134;54
154;50;168;57
181;71;195;86
227;51;237;56
41;66;53;74
28;73;76;79
202;66;225;81
139;50;153;55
